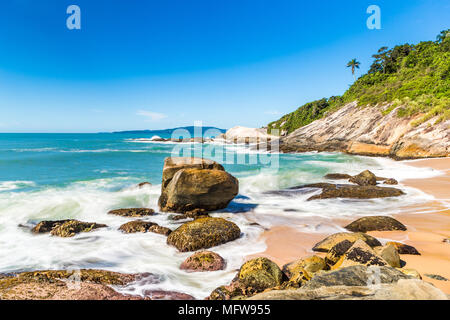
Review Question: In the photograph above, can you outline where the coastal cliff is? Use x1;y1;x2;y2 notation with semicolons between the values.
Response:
269;30;449;160
279;101;449;159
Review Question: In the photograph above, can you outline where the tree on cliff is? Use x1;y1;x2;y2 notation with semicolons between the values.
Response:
347;59;361;81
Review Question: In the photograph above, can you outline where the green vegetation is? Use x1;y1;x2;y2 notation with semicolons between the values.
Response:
268;30;450;135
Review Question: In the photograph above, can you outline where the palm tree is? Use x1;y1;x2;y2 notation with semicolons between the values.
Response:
347;59;361;81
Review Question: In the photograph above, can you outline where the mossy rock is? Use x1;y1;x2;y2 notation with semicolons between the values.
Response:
180;251;226;272
49;220;107;237
118;220;171;236
349;170;377;186
282;256;326;279
162;168;239;213
108;208;155;217
166;217;241;252
387;241;421;255
238;258;283;291
345;216;407;232
312;232;382;252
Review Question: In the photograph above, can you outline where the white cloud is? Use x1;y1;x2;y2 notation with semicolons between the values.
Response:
136;110;168;122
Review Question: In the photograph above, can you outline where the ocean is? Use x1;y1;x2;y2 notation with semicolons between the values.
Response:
0;132;441;298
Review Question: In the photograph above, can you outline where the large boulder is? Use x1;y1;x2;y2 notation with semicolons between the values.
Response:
158;157;238;213
237;258;283;292
158;157;224;209
349;170;377;186
345;216;407;232
108;208;156;217
180;251;226;272
166;217;241;252
282;256;326;278
312;232;382;252
331;240;388;269
248;279;448;300
32;220;107;237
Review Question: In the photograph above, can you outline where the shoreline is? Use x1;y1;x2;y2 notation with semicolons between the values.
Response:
250;157;450;294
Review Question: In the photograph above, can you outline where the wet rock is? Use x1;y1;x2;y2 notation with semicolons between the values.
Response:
119;220;171;236
46;220;107;237
158;157;225;210
108;208;156;217
32;220;72;233
162;168;239;213
282;256;326;278
167;217;241;252
345;216;407;232
248;279;448;300
137;182;152;188
375;244;401;268
312;232;382;253
386;241;421;255
349;170;377;186
303;265;411;289
324;173;352;180
180;251;226;272
425;274;449;281
325;240;354;266
238;258;283;292
0;269;149;300
306;184;405;201
332;240;387;269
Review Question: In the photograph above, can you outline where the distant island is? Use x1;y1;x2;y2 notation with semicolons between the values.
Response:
112;126;226;137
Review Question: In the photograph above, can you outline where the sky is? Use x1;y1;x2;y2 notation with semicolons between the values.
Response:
0;0;448;133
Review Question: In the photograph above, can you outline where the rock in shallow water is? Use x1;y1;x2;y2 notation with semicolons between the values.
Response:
162;168;239;213
307;184;405;200
32;220;107;237
167;217;241;252
180;251;226;272
108;208;156;217
349;170;377;186
345;216;407;232
158;157;225;210
237;258;283;292
119;220;171;236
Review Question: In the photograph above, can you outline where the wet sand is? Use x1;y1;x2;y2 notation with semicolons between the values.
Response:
251;157;450;294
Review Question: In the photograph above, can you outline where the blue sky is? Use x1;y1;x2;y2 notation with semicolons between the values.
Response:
0;0;448;133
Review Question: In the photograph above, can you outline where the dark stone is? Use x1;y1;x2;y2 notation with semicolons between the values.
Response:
324;173;352;180
345;216;407;232
386;242;421;255
349;170;377;186
119;220;171;236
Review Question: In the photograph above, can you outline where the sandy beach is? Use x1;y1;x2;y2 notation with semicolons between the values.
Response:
251;157;450;294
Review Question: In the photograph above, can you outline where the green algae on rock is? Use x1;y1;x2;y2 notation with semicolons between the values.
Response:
180;251;226;272
167;217;241;252
237;257;283;292
108;208;156;217
312;232;382;253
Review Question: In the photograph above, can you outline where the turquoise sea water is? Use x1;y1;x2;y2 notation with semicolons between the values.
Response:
0;133;440;298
